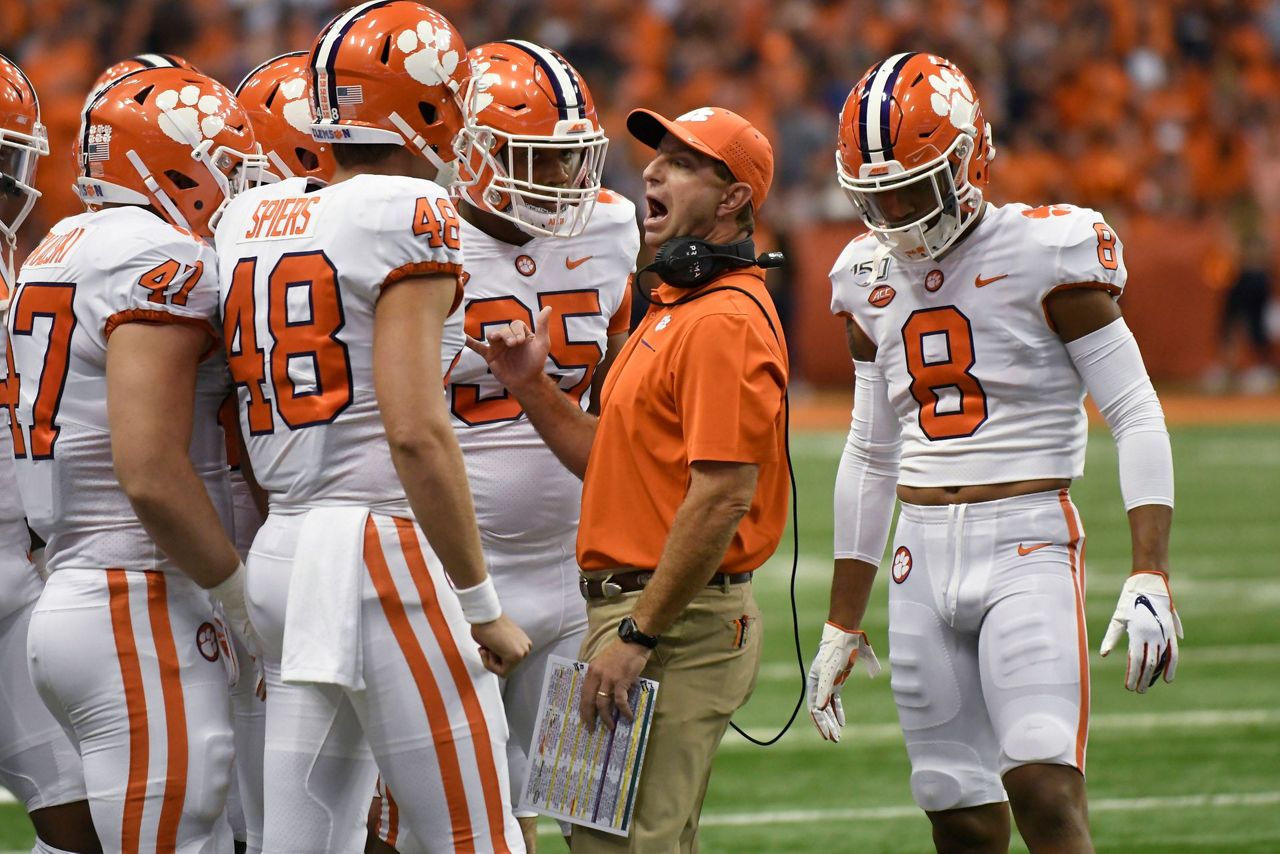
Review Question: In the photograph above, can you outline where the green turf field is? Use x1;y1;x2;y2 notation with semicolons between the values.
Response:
2;424;1276;852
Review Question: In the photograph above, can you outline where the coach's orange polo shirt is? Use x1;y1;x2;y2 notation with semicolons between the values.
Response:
577;267;789;574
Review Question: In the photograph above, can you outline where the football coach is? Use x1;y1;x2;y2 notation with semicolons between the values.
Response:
468;105;789;852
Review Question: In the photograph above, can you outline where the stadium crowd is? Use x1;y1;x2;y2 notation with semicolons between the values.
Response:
5;0;1280;388
5;0;1280;234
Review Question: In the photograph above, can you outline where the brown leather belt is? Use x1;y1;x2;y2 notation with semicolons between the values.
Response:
579;569;753;601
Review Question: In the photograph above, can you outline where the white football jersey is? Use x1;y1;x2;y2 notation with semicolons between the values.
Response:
830;203;1127;487
8;207;230;573
0;333;25;527
448;191;637;547
214;174;465;514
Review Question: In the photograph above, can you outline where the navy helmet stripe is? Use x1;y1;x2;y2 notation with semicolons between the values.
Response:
855;59;882;162
502;40;579;122
878;52;917;163
313;0;397;119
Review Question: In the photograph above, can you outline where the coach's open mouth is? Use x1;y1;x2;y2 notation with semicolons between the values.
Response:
644;195;669;230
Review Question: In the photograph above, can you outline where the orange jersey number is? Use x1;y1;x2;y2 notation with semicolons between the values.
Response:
138;258;203;306
0;337;23;456
451;289;604;426
412;196;462;251
9;282;78;459
267;252;352;428
224;258;275;434
902;306;988;440
224;251;352;433
1093;222;1119;271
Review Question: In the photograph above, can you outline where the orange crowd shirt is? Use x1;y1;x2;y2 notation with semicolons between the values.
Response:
577;267;789;575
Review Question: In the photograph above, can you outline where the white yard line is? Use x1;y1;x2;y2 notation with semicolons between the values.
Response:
695;789;1280;828
755;643;1280;681
530;790;1280;835
722;707;1280;751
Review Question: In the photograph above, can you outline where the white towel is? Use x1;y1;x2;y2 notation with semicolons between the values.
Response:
281;506;369;690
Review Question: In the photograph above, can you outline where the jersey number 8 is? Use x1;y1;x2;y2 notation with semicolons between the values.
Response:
901;306;989;440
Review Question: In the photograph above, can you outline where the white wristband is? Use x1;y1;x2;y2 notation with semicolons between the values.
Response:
454;576;502;624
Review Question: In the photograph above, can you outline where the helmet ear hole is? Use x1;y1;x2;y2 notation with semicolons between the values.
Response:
296;147;319;171
418;102;437;127
164;169;199;189
133;84;154;105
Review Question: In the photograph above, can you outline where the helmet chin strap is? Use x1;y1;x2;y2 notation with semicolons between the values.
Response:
388;112;450;174
126;149;195;232
267;150;295;180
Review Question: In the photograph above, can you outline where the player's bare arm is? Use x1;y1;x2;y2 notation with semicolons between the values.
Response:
580;460;757;728
108;322;242;588
375;274;531;676
465;304;598;478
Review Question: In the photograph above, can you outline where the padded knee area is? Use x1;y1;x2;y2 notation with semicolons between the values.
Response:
1000;712;1074;765
187;730;235;823
910;767;966;812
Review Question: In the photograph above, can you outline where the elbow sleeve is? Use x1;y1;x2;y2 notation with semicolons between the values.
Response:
833;360;901;564
1066;318;1174;510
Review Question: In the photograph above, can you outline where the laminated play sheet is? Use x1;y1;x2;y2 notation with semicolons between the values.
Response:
518;655;659;837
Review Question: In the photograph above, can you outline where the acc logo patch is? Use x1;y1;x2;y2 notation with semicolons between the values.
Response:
196;622;220;662
868;285;896;307
924;269;944;292
515;254;536;276
891;546;912;584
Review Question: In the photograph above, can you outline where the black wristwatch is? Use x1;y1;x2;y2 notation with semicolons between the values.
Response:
617;616;659;649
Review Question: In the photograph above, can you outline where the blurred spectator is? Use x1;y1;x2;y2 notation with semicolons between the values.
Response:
1203;193;1278;394
1;0;1277;361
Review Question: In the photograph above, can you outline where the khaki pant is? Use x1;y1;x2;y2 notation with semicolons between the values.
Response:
571;581;763;854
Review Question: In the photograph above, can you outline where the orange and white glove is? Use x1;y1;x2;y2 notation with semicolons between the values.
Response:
807;622;881;742
1100;570;1183;693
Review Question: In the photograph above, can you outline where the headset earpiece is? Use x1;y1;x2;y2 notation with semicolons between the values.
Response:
643;237;761;288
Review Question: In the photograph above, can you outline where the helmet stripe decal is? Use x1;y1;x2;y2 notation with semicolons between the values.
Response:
877;52;917;163
237;51;306;96
135;54;178;68
855;59;881;162
312;0;396;123
502;40;582;122
864;52;913;164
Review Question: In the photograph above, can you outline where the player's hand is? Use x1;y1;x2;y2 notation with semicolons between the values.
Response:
465;305;553;393
1100;570;1183;693
580;639;651;731
471;615;532;678
807;621;881;742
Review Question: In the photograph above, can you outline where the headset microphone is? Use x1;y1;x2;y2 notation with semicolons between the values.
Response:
756;250;785;269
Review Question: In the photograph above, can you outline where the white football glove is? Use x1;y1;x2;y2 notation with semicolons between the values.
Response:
807;622;881;742
1100;570;1183;693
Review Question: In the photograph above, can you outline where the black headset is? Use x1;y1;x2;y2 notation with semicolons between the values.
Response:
635;235;804;748
641;235;785;290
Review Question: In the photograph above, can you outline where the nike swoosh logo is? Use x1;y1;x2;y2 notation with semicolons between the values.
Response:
975;273;1009;287
566;256;593;270
1017;542;1052;556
